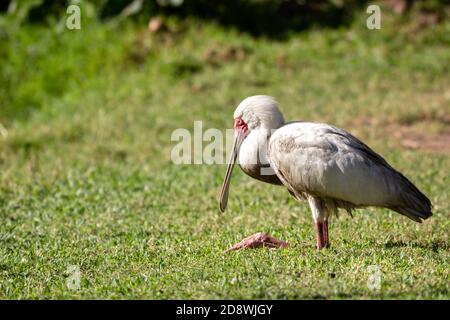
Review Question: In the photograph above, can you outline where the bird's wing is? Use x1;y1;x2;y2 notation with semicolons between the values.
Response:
268;122;431;220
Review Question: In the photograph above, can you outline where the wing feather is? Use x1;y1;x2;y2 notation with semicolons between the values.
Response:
268;122;432;221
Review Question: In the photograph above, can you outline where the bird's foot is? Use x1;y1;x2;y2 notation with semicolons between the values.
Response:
225;232;289;252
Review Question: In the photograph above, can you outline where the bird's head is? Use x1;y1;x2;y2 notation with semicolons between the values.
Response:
219;95;285;212
233;95;285;133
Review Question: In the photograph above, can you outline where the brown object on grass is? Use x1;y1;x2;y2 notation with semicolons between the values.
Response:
225;232;289;252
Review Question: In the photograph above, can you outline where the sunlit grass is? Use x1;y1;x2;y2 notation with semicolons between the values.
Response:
0;15;448;299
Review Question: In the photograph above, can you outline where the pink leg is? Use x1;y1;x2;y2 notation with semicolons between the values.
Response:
323;219;330;248
316;221;326;250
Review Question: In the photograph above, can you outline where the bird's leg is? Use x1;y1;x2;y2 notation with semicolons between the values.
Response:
309;197;328;250
323;219;330;248
315;221;326;250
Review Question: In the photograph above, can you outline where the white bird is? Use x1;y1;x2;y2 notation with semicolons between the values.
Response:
220;95;432;250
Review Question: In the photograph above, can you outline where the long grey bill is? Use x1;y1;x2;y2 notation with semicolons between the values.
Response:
219;132;243;212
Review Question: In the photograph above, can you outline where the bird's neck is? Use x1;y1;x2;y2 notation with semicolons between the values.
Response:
238;127;275;171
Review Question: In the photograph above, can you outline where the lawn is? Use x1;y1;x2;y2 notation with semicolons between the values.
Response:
0;10;449;299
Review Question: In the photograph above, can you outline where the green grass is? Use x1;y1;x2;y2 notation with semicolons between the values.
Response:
0;13;449;299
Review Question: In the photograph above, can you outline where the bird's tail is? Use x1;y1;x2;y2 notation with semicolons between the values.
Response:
390;172;432;223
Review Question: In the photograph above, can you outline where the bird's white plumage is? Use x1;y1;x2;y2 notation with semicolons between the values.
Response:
234;95;284;131
268;122;403;207
220;95;432;243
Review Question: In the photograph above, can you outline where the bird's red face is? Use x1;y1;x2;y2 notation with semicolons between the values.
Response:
234;117;248;135
219;117;249;212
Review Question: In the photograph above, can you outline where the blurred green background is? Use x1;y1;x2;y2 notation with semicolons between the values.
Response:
1;0;449;122
0;0;449;299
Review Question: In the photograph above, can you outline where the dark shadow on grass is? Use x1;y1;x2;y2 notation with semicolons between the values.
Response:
383;240;449;252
